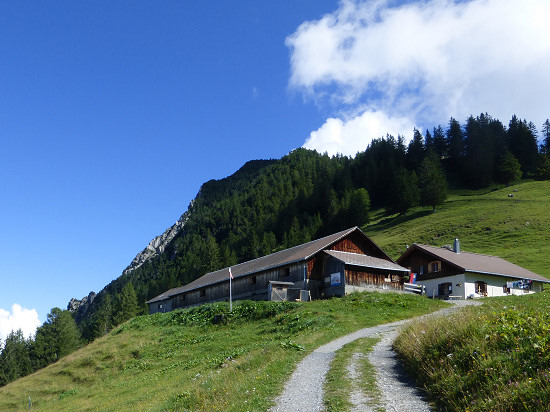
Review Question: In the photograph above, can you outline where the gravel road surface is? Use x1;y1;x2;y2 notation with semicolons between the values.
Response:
270;300;481;412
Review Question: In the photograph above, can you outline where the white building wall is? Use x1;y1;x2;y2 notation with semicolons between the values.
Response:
417;274;465;299
464;273;542;298
417;272;545;300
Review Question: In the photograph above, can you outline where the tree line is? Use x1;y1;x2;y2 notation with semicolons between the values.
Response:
0;283;139;387
2;112;549;386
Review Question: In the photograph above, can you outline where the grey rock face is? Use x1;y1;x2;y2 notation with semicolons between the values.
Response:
123;208;191;275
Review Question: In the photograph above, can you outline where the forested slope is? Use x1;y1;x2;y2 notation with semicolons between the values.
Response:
78;113;550;341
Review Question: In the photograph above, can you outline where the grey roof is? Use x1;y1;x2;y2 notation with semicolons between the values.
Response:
400;244;550;282
324;250;409;273
147;227;381;304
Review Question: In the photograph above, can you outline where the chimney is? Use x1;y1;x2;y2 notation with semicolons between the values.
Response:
453;238;460;254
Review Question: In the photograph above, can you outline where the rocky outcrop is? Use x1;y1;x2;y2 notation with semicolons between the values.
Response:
123;206;192;275
67;291;96;323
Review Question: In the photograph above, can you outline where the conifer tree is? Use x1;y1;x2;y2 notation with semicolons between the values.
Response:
113;283;139;325
541;119;550;154
407;128;426;170
31;308;81;369
0;330;31;386
508;115;539;177
496;151;522;185
388;168;419;215
418;153;447;212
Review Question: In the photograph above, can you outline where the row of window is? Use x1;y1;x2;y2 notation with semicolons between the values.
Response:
438;281;530;297
438;281;487;296
417;261;441;275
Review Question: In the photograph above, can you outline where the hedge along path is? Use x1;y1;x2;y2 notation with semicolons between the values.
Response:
270;300;481;412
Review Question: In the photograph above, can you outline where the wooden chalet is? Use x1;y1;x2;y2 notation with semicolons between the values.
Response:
147;227;409;314
397;239;550;299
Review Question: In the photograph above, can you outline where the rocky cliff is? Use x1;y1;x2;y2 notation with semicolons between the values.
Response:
67;291;97;323
123;206;191;275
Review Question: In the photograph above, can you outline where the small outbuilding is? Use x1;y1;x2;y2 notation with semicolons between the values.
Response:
397;239;550;299
147;227;409;314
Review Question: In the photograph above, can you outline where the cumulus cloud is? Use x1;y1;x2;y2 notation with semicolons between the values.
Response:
303;110;414;155
287;0;550;156
0;304;41;343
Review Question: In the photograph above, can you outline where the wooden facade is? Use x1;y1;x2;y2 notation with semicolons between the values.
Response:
171;262;308;310
147;227;409;314
345;266;404;290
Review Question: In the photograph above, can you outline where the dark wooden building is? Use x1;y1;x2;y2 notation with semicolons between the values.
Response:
147;227;409;314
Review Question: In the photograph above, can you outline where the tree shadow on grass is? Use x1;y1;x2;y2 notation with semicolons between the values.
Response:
373;210;433;231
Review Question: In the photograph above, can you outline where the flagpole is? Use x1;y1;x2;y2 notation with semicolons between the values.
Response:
229;267;233;311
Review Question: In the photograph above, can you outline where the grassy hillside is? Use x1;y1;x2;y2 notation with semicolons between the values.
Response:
395;290;550;411
366;180;550;278
0;293;446;411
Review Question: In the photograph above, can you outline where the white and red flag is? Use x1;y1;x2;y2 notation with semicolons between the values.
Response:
229;267;233;279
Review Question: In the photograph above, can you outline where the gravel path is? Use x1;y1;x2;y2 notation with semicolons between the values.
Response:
270;300;481;412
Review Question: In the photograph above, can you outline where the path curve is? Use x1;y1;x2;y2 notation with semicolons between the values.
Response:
270;300;480;412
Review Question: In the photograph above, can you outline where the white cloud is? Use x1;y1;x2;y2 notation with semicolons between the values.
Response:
287;0;550;155
304;110;414;156
0;304;41;343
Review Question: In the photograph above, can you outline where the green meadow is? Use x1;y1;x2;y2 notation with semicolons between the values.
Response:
0;294;446;411
366;180;550;279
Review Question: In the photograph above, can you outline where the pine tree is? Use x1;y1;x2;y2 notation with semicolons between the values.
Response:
432;125;447;158
446;118;465;181
508;115;539;177
535;154;550;180
31;308;81;369
347;188;371;226
388;168;419;215
541;119;550;154
0;330;31;386
496;151;522;185
113;283;139;325
418;154;448;212
407;128;426;170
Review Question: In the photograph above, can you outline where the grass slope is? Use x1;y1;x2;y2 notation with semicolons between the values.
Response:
366;180;550;278
0;293;446;411
395;290;550;411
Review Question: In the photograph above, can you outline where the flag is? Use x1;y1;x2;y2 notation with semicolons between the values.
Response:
229;267;233;279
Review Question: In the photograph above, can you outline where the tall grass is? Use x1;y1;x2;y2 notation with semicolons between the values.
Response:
394;290;550;411
0;292;446;411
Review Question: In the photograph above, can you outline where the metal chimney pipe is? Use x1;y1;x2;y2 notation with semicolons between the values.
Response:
454;238;460;254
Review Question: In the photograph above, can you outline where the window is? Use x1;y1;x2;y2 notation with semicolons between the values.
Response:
419;266;424;275
282;268;290;278
428;261;441;273
503;284;511;294
158;303;163;310
249;276;257;285
475;281;487;296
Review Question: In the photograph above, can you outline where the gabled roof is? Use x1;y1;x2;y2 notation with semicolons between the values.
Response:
148;227;383;304
398;244;550;283
324;250;409;273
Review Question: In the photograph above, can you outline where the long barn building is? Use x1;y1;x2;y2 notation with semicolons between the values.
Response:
147;227;409;314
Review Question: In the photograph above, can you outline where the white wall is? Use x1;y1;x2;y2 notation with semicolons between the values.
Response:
463;273;542;298
418;274;466;299
417;272;545;299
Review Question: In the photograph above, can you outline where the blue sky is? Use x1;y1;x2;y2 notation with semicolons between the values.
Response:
2;0;550;341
